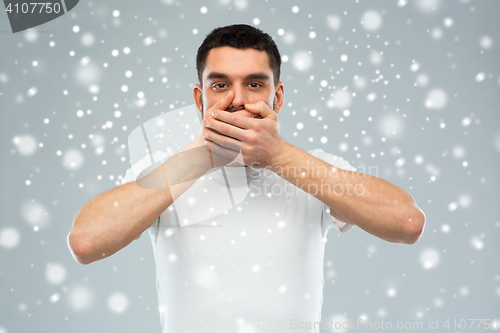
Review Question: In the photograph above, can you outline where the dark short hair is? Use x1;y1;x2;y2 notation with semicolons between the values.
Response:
196;24;281;86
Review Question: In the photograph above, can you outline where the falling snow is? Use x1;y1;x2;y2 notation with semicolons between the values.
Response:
1;1;499;332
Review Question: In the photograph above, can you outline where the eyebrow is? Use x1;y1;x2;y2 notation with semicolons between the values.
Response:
206;72;271;81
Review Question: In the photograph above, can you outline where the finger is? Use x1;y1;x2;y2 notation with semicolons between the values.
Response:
205;140;245;166
211;90;235;114
207;112;253;135
244;101;277;120
232;109;263;119
204;128;241;151
203;125;240;141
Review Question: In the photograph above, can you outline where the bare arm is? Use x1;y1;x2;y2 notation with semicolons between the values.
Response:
67;137;213;265
272;144;426;244
68;92;253;265
200;99;425;245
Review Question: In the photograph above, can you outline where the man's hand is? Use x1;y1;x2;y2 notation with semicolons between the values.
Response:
192;91;259;168
202;95;288;169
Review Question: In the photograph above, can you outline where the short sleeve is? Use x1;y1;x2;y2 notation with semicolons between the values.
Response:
308;148;357;234
120;150;169;239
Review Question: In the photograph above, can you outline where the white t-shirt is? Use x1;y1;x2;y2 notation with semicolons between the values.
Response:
121;148;356;333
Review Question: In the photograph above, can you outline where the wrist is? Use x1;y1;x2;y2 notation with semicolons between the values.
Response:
177;140;212;173
270;140;294;174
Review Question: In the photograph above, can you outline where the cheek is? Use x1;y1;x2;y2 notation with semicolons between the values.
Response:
249;91;274;107
265;89;276;106
203;91;219;110
267;94;276;109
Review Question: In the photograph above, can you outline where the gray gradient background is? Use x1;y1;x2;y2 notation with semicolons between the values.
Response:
1;0;499;332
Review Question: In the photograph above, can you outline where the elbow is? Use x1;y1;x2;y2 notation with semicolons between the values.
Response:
403;207;426;245
67;230;93;265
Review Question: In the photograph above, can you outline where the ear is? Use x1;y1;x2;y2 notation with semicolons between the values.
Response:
273;81;284;114
193;84;203;115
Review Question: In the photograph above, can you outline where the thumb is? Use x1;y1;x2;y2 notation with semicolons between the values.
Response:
213;90;234;112
244;101;276;119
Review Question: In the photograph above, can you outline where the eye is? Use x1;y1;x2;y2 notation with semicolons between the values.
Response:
212;83;228;90
248;82;262;88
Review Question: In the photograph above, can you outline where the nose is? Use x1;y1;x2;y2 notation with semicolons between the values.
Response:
227;84;247;112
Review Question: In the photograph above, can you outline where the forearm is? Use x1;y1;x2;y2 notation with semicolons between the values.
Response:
68;142;213;264
272;143;425;244
68;179;169;264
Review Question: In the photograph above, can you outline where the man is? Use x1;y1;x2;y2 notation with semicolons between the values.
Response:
68;24;425;332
